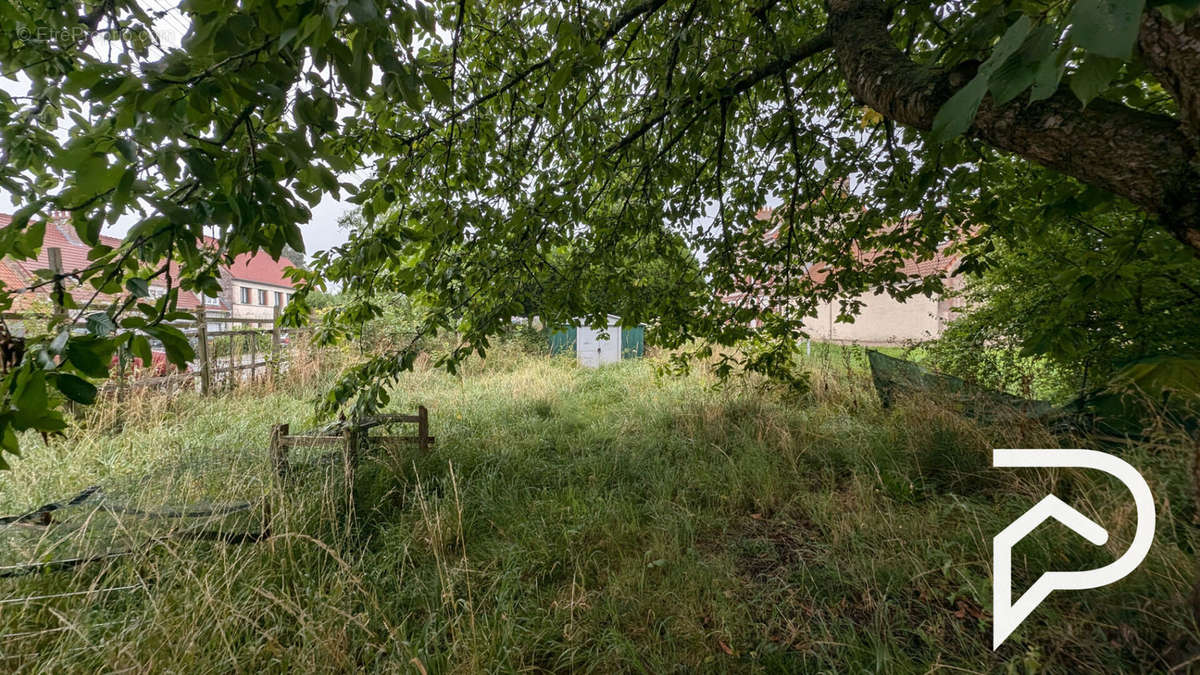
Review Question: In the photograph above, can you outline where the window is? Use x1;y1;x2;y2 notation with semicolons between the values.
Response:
240;287;251;304
274;291;283;306
258;290;268;305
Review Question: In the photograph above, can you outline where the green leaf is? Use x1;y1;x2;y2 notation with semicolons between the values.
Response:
54;373;97;404
120;316;148;329
394;70;425;110
989;25;1057;106
284;223;305;253
1070;54;1123;106
976;16;1034;80
115;138;137;162
144;325;195;370
423;73;452;106
48;331;69;356
33;412;68;433
126;278;150;298
414;3;438;33
933;16;1032;142
21;218;47;257
16;369;48;415
85;312;117;336
75;154;122;195
1156;0;1200;22
0;421;18;453
129;334;152;366
347;0;380;23
66;338;112;378
1068;0;1146;59
10;198;48;233
1030;41;1072;102
932;77;988;142
549;61;574;93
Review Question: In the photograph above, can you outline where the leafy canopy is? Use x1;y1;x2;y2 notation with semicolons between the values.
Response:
1;0;1198;461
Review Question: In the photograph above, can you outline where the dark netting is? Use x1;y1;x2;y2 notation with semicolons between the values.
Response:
866;349;1055;418
0;485;264;579
866;350;1200;441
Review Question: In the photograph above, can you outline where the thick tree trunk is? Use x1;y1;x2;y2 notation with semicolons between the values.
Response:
826;0;1200;257
1139;10;1200;144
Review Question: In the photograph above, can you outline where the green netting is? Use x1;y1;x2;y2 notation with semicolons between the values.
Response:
1063;355;1200;438
0;485;263;579
866;349;1200;439
866;349;1054;418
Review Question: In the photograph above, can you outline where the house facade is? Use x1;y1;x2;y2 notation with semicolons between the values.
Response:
798;251;963;345
731;207;964;346
221;250;297;320
0;213;295;320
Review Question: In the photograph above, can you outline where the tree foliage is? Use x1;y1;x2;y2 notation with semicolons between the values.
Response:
930;162;1200;402
1;0;1199;460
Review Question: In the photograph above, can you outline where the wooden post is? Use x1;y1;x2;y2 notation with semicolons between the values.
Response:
269;423;289;480
342;425;359;518
418;405;429;453
272;304;282;358
47;247;66;326
196;306;210;395
231;323;240;391
250;323;257;383
48;247;77;413
343;425;360;473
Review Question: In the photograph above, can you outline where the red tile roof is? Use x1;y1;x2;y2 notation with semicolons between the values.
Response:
0;260;30;296
0;214;218;310
227;251;295;288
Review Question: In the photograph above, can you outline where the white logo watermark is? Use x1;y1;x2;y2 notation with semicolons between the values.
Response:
13;25;176;46
992;449;1155;649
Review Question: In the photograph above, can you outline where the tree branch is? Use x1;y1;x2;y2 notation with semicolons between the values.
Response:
1138;8;1200;143
607;30;832;154
826;0;1200;256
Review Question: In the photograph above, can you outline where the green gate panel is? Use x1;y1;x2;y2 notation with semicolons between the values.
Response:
620;325;644;358
549;327;577;355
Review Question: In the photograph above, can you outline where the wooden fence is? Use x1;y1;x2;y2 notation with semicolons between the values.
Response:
191;305;288;395
0;245;302;397
1;304;294;398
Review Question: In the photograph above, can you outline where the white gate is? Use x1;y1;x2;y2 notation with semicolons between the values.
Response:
577;324;621;368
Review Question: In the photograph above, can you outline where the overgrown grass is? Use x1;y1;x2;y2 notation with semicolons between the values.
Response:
0;345;1196;672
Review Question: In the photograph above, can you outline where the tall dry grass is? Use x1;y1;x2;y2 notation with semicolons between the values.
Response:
0;342;1195;672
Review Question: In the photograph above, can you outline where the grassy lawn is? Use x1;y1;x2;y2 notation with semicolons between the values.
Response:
0;346;1195;672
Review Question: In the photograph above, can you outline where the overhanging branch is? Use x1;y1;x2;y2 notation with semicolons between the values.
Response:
607;30;833;154
826;0;1200;255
